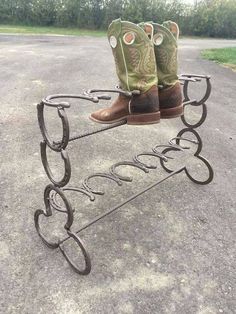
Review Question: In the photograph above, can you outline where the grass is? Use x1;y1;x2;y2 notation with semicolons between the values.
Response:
0;24;106;37
201;47;236;71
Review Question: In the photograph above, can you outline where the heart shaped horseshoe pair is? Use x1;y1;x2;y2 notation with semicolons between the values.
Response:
181;75;211;129
34;184;91;275
160;128;214;185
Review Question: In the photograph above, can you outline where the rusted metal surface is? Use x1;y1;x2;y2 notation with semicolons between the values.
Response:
34;74;213;275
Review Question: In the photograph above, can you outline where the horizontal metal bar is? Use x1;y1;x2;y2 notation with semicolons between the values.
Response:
58;168;184;245
179;74;211;79
85;88;140;97
54;98;195;145
183;99;197;106
42;94;101;108
54;120;127;145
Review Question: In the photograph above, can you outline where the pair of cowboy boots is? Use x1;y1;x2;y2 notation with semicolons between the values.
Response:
90;19;183;125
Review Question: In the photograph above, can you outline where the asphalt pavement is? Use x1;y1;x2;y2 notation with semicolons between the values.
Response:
0;34;236;314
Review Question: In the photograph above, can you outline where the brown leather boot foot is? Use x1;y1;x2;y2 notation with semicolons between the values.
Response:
90;86;160;125
159;82;183;119
126;111;160;125
90;94;129;124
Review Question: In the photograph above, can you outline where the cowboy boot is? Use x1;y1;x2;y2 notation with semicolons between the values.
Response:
140;21;183;118
90;19;160;125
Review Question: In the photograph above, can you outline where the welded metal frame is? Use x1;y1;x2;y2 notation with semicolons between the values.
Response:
34;74;213;275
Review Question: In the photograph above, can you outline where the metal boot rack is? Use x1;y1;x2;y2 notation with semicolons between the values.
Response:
35;74;213;275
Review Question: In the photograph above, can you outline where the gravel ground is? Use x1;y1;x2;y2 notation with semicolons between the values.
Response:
0;34;236;314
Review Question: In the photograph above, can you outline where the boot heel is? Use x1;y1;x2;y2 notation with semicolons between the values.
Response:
127;111;160;125
160;104;183;119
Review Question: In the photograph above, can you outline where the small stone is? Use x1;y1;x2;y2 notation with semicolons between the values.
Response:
219;310;223;313
123;243;131;250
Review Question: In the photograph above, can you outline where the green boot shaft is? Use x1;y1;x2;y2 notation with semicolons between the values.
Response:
107;19;158;93
153;21;179;87
139;21;179;87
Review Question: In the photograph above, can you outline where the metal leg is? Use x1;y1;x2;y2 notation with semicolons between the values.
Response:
34;74;214;275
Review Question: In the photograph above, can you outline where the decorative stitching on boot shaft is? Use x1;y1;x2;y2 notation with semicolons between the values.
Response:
108;19;158;93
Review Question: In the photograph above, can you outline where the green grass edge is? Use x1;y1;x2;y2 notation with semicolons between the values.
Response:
201;47;236;71
0;24;106;37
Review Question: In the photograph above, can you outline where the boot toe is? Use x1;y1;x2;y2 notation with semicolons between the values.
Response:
90;108;113;123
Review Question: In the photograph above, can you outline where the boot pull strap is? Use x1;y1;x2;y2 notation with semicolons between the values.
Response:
163;21;179;40
143;23;154;41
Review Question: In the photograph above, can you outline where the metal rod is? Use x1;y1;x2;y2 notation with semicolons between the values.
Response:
54;99;196;145
54;120;127;144
59;168;184;245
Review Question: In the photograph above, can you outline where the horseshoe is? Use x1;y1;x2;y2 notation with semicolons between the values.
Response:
37;103;70;152
40;141;71;187
34;184;74;249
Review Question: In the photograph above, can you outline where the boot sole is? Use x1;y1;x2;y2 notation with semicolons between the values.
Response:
127;111;160;125
89;111;161;125
160;104;183;119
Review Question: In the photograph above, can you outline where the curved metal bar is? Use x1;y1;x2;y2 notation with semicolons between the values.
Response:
133;152;168;169
59;230;91;275
159;147;185;174
83;173;122;195
34;184;74;248
42;93;101;108
182;75;211;105
160;130;213;184
180;74;211;79
110;161;148;182
181;102;207;129
183;80;190;102
50;186;95;212
34;209;59;249
37;103;70;152
176;128;203;156
178;76;201;82
182;99;207;125
85;88;141;98
40;141;71;187
169;137;196;150
153;144;184;156
185;155;214;185
182;99;197;106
